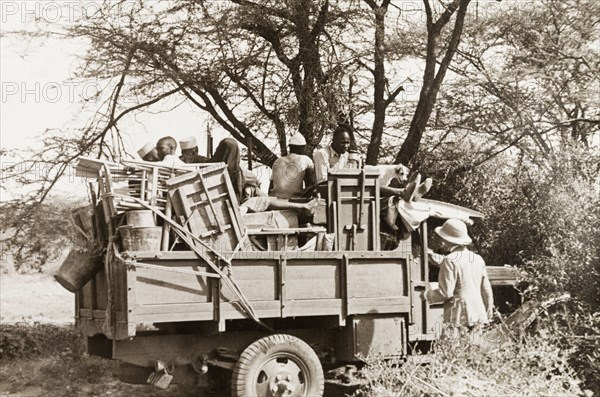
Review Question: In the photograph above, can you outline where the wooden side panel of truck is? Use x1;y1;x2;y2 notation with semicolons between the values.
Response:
77;245;441;363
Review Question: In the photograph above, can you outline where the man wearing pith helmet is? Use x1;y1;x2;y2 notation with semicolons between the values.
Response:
179;136;210;164
269;132;315;199
424;218;494;334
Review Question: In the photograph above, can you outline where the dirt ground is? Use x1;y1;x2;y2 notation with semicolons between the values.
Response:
0;273;74;324
0;272;353;397
0;272;190;396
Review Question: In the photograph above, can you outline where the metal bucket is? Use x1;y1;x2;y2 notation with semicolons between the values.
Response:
119;226;162;251
125;210;155;227
54;248;102;293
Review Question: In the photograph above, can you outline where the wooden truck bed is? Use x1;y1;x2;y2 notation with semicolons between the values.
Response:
78;249;419;341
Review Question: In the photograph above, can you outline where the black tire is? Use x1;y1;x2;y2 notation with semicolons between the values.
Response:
231;334;324;397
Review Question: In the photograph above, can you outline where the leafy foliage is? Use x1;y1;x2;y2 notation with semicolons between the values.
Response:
0;198;84;272
415;140;599;394
0;323;84;360
357;331;583;396
434;0;600;161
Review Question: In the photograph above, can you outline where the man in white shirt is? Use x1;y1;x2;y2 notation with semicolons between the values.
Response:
269;133;315;199
313;125;352;183
156;136;186;168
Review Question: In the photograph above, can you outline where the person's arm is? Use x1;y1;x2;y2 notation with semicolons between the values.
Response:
313;150;328;184
304;158;316;188
428;250;444;267
481;263;494;319
425;258;456;304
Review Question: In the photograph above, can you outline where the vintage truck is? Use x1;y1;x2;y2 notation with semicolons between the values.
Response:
58;157;520;397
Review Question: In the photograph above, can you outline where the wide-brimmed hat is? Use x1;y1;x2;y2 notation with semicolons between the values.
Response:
434;218;472;245
289;133;306;146
137;142;155;158
180;136;198;150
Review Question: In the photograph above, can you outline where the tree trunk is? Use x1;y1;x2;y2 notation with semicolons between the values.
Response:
395;0;471;165
366;2;388;165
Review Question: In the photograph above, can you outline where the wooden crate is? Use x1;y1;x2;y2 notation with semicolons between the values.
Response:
327;170;381;251
166;164;246;252
75;156;211;222
242;210;298;230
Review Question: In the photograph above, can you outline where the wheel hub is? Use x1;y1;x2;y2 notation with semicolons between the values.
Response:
269;372;296;396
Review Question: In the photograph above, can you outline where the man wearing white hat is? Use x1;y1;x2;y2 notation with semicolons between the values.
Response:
137;142;159;162
269;132;315;199
179;136;210;164
424;218;494;333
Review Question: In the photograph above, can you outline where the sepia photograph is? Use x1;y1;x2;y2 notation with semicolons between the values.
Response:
1;1;598;396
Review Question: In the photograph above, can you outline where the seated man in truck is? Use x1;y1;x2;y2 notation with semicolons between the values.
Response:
213;138;320;216
156;136;186;168
137;142;160;162
313;124;352;184
269;132;315;199
179;136;210;164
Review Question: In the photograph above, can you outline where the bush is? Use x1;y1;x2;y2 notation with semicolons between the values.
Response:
0;323;84;360
415;142;600;394
356;331;584;397
0;198;85;273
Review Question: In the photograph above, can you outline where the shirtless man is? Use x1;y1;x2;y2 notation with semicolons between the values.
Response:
270;133;315;199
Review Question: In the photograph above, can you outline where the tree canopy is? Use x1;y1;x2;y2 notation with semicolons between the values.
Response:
1;0;599;270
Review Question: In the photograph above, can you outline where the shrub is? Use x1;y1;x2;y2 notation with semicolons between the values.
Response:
0;323;84;360
0;198;85;273
356;330;583;397
415;142;600;394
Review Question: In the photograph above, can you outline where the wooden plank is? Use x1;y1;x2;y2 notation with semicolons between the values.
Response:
342;254;349;321
79;308;93;318
150;167;159;206
132;302;214;316
285;261;339;300
92;310;107;319
160;194;172;251
130;310;215;324
279;255;287;317
225;199;243;247
129;249;410;261
220;263;278;301
347;260;408;298
133;277;211;305
125;263;137;337
347;297;411;308
174;186;205;239
247;227;327;235
197;175;225;233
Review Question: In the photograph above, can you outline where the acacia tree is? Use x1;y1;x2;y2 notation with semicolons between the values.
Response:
2;0;478;269
5;0;475;192
429;0;600;168
394;0;472;165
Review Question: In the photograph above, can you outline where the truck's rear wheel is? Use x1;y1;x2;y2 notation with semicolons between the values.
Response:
231;334;324;397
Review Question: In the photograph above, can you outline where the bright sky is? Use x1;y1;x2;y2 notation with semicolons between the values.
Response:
0;1;249;200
